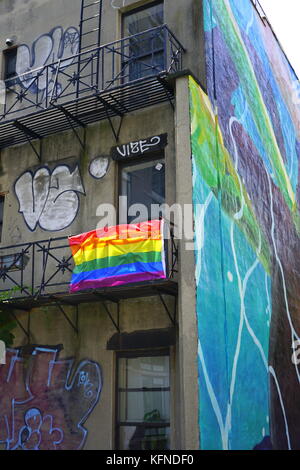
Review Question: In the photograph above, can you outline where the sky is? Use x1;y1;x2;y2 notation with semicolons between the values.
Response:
260;0;300;77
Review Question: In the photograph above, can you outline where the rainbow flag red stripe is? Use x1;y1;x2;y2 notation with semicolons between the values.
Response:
68;220;166;292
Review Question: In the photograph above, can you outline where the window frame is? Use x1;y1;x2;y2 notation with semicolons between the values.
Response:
115;348;171;450
117;153;166;225
3;46;18;87
121;0;165;83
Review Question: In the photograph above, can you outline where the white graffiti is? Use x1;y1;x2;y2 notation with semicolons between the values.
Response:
15;165;85;232
111;0;128;9
115;137;161;159
16;26;80;98
89;156;109;179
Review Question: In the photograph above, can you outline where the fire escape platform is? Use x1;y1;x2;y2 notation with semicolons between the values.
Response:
0;74;175;150
0;25;185;150
0;234;178;312
0;279;178;311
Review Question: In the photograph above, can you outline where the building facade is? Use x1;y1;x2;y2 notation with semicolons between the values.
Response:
0;0;299;451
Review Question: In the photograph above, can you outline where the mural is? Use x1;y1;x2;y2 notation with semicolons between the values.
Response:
15;164;85;232
0;346;102;450
16;26;80;100
191;0;300;450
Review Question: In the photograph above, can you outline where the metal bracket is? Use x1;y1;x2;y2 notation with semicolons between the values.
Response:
93;295;120;332
156;75;175;110
157;292;177;326
102;301;120;332
55;302;79;335
13;121;42;161
95;95;124;142
9;310;31;342
55;105;86;150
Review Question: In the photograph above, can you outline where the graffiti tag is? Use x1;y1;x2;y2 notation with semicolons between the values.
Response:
15;26;80;100
111;134;167;160
0;346;102;450
15;164;85;232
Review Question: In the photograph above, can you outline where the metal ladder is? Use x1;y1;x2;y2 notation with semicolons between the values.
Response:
79;0;103;52
77;0;103;95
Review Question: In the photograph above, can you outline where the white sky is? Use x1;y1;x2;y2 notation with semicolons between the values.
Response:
260;0;300;77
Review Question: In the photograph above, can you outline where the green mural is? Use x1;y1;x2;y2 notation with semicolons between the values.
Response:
192;0;300;450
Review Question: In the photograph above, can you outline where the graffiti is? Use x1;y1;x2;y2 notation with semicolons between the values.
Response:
111;134;168;161
0;346;102;450
110;0;128;9
15;164;85;232
191;0;300;450
89;156;109;179
15;26;79;100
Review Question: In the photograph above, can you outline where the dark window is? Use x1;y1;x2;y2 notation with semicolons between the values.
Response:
122;2;164;81
120;157;165;224
4;48;18;87
116;351;170;450
0;196;4;241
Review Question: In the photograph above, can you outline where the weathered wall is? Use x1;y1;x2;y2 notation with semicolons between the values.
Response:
0;0;206;107
0;296;174;450
190;0;300;450
0;100;178;450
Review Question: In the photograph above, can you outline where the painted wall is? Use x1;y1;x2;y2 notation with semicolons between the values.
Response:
0;346;102;450
191;0;300;450
0;296;174;450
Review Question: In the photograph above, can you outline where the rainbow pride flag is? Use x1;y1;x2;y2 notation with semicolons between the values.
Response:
68;220;166;293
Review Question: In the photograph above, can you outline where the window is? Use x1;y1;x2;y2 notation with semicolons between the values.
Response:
0;196;4;241
4;48;18;87
120;157;165;224
122;2;164;81
116;351;170;450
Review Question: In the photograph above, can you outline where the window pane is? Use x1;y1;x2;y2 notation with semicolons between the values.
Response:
5;50;17;78
128;52;164;80
119;390;170;423
123;3;164;37
119;356;170;388
119;425;170;450
117;354;171;450
123;2;164;80
121;159;165;224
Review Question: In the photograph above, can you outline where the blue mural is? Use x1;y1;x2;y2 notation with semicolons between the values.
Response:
191;0;300;450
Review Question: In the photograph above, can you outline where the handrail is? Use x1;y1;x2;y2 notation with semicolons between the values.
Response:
0;24;185;124
0;227;178;300
3;25;184;85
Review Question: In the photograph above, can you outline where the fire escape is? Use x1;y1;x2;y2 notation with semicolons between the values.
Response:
0;0;183;333
0;0;185;155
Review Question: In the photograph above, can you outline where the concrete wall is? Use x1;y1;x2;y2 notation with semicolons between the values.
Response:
0;0;202;451
1;296;174;450
0;0;206;110
0;103;175;246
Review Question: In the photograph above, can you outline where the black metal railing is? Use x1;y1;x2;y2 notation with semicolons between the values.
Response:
0;25;185;122
0;228;178;302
